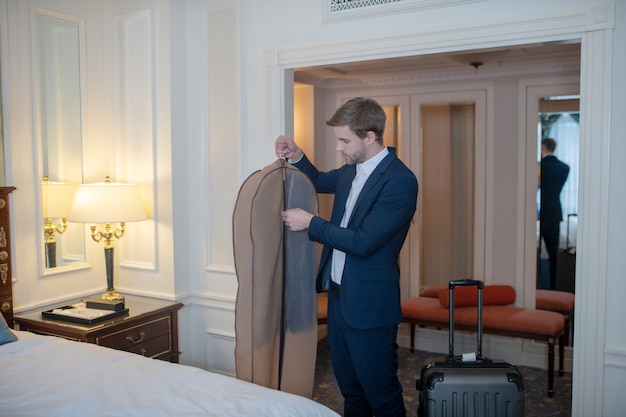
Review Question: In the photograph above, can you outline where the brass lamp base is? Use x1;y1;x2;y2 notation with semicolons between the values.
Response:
45;241;57;269
100;245;124;302
101;290;125;301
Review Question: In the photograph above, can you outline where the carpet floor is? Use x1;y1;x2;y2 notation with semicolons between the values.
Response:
312;337;572;417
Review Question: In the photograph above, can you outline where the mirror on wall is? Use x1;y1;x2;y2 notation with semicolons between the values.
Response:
37;12;85;269
536;95;579;293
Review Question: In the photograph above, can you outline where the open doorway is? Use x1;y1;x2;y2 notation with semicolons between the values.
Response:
293;43;578;364
294;43;580;304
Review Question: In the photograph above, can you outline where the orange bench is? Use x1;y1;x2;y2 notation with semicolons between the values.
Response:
536;289;575;345
317;292;328;325
421;284;575;346
402;285;566;397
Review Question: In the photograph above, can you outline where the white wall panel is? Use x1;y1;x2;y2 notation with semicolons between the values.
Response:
101;0;174;297
180;1;241;369
205;329;236;376
111;11;156;269
205;5;239;272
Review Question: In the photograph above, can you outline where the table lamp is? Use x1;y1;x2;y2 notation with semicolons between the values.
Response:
42;177;77;268
68;176;147;300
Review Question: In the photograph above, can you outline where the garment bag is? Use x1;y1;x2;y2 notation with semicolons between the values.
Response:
233;159;319;398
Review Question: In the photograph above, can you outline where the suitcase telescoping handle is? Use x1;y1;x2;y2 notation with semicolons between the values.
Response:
448;279;484;360
566;213;577;250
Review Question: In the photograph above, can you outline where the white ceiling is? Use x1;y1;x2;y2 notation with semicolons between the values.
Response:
294;41;581;82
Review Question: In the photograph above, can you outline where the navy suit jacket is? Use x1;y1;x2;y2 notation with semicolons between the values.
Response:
294;147;418;329
540;155;569;223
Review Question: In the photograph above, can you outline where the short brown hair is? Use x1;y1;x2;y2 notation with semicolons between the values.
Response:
542;137;557;152
326;97;386;144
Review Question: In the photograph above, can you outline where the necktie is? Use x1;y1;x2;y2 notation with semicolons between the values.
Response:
331;166;367;285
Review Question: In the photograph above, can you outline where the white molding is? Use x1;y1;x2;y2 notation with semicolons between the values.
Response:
205;329;236;376
267;65;290;161
205;327;235;339
296;59;580;90
205;263;236;275
322;0;485;23
190;291;236;309
274;14;588;70
571;26;613;416
605;345;626;368
587;3;615;30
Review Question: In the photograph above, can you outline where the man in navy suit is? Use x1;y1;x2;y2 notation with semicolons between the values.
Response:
540;137;570;290
276;97;418;417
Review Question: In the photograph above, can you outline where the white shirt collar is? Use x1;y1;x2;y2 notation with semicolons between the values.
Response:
358;146;389;176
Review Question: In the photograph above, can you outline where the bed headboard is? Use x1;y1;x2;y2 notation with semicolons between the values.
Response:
0;187;16;327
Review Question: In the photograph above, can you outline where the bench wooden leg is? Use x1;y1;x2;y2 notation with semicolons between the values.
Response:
548;337;555;398
559;333;565;376
410;323;415;353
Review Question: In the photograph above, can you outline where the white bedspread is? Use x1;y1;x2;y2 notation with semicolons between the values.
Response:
0;331;339;417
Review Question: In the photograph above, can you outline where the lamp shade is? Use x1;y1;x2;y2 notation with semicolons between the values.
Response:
42;180;77;219
68;181;148;224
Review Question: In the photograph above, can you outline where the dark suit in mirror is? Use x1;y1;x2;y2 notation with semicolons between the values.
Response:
539;138;570;290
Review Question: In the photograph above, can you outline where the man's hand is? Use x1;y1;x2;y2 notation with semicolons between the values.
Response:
275;135;303;161
281;208;314;232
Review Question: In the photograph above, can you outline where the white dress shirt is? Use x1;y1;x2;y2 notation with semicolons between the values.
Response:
330;147;389;285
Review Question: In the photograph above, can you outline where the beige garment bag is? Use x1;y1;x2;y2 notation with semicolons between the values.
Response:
233;159;319;398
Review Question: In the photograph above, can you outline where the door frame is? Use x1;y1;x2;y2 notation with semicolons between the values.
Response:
519;77;580;308
410;90;489;297
270;11;614;409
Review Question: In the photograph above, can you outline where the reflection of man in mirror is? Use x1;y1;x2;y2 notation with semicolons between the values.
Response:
540;137;570;290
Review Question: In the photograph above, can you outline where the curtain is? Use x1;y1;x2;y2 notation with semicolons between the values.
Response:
540;114;562;137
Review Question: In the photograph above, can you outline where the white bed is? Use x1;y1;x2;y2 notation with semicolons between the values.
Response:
0;329;339;417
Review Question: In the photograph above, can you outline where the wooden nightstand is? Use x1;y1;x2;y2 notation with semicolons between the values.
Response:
14;295;183;362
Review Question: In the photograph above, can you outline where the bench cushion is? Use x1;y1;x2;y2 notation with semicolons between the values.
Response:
420;284;516;307
422;284;574;313
420;283;447;298
536;289;575;313
438;285;516;308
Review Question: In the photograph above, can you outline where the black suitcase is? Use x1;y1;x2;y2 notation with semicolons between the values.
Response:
416;279;525;417
556;213;576;293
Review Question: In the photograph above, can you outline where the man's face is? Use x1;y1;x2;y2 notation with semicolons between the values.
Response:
334;125;366;165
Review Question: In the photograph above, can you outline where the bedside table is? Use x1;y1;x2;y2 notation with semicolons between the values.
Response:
14;295;183;362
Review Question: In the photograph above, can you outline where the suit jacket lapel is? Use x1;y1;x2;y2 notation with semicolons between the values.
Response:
347;150;396;225
331;165;357;223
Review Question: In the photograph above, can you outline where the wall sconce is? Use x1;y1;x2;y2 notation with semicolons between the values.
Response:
42;177;77;268
68;176;147;300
